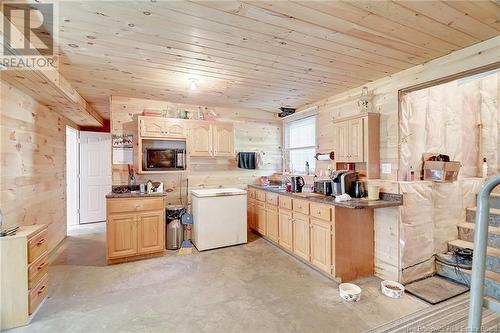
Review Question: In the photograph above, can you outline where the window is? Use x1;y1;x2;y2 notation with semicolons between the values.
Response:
285;116;316;174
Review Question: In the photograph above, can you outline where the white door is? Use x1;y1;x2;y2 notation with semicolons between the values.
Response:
79;131;111;224
66;126;79;226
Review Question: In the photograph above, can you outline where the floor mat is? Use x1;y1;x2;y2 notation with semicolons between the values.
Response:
404;275;469;305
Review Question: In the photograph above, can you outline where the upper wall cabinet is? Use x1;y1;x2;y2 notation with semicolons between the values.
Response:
189;121;235;157
139;117;187;138
333;113;380;178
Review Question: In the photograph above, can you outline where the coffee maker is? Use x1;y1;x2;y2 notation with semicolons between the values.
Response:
290;176;305;193
331;171;357;196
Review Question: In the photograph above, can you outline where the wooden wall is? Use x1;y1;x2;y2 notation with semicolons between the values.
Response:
307;36;500;181
1;81;75;251
110;96;282;205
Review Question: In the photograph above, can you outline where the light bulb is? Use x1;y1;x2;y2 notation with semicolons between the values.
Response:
188;78;198;91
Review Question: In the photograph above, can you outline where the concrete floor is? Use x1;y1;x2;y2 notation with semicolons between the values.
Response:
11;223;428;333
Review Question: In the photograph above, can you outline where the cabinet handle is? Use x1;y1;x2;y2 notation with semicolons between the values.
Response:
37;238;45;246
310;225;313;229
37;285;46;295
317;211;321;215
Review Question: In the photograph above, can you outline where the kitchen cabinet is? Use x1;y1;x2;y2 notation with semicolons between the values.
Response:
310;218;332;274
137;212;165;254
189;121;235;157
249;187;375;282
0;225;49;330
107;213;138;258
292;213;310;261
139;117;187;138
332;113;380;178
265;204;279;243
213;123;235;157
278;208;293;252
106;197;165;263
247;199;256;230
190;122;212;156
256;201;266;235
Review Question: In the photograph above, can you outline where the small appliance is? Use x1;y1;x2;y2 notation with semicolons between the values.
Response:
331;171;357;196
290;176;305;193
143;147;185;171
351;180;365;198
314;179;333;196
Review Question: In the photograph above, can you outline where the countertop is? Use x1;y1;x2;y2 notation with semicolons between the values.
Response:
249;185;403;209
106;192;169;199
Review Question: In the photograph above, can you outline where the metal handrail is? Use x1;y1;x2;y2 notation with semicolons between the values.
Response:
468;175;500;332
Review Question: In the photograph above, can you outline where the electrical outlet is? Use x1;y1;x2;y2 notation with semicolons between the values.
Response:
381;163;392;174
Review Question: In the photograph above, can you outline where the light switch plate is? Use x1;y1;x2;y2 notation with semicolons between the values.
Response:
381;163;392;174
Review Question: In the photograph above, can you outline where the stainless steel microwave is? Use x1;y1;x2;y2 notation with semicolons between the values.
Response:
143;148;185;171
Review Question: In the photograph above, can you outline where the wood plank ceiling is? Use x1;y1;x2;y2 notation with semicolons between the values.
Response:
55;0;500;119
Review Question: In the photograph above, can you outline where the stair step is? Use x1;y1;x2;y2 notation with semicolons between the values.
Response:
466;207;500;227
457;223;500;249
436;261;500;299
448;239;500;274
478;193;500;209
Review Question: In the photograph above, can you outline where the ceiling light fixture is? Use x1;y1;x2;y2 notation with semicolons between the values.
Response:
188;78;198;91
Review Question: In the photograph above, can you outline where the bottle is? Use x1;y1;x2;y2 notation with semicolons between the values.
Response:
482;157;488;178
407;166;415;181
305;161;310;176
146;180;153;194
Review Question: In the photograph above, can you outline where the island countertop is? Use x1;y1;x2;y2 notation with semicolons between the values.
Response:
248;184;402;209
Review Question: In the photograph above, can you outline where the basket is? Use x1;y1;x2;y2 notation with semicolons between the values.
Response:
423;161;461;182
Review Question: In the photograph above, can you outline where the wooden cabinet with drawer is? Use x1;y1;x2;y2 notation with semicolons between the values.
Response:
106;196;165;264
1;224;49;330
256;201;266;235
255;189;266;202
265;204;279;243
266;192;279;206
278;195;292;210
293;198;310;215
310;218;333;274
310;202;332;221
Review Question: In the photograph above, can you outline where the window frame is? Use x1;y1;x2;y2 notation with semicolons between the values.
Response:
283;114;317;175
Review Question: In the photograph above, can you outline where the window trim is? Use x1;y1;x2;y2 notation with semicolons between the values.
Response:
283;112;317;174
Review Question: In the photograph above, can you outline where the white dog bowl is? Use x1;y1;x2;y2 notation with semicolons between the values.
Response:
381;280;405;298
339;283;362;302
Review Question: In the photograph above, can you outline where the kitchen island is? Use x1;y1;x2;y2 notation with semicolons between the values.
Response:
105;193;169;264
248;185;403;282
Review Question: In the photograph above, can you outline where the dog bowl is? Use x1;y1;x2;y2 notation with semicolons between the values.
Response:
381;280;405;298
339;283;362;302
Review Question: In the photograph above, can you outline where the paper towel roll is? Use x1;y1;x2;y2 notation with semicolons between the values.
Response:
315;152;335;161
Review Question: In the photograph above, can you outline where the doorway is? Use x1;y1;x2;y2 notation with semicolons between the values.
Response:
66;126;79;227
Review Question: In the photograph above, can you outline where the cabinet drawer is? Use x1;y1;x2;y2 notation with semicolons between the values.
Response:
293;199;309;215
310;203;332;221
248;188;256;199
107;198;164;214
28;254;49;289
256;190;266;202
256;201;266;208
266;203;278;212
28;228;48;264
266;192;279;206
29;274;48;315
279;195;292;210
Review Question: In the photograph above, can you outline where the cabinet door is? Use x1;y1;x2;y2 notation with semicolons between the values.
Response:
190;122;212;156
140;118;169;137
333;121;349;162
165;119;187;138
310;218;332;273
266;206;279;243
137;210;165;254
247;199;256;230
348;118;364;162
293;213;310;261
213;123;234;157
107;213;137;259
331;224;336;277
256;201;266;235
278;209;293;252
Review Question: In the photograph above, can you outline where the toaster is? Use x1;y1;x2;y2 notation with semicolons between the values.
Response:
313;179;333;196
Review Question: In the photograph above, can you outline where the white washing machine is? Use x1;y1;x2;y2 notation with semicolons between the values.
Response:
191;188;247;251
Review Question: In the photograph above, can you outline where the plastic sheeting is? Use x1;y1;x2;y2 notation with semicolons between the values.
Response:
399;178;484;283
400;71;499;179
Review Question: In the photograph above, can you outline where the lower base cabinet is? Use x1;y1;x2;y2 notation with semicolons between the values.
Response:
256;201;266;235
292;212;310;261
265;204;279;242
106;197;165;263
278;209;293;251
247;199;256;230
310;218;333;274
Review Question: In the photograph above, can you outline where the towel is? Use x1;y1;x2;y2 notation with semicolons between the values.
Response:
335;193;352;202
238;152;257;169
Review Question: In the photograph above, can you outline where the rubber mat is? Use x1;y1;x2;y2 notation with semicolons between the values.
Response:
404;275;469;305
